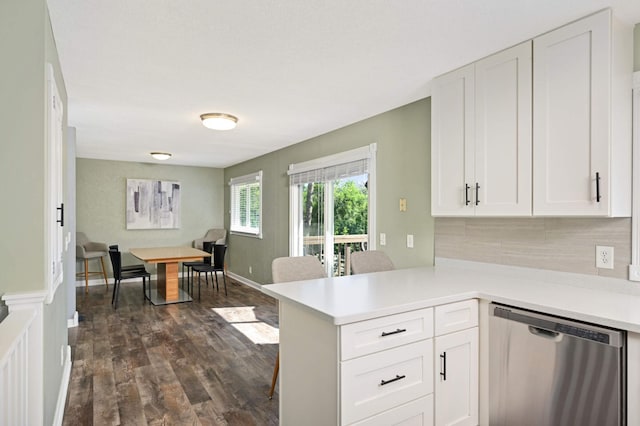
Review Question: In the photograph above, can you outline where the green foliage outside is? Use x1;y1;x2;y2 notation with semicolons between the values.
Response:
302;177;368;256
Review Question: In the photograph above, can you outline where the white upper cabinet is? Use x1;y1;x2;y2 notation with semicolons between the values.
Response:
432;64;474;216
533;9;632;216
432;42;532;216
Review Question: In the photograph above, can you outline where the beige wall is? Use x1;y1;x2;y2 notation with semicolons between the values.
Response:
224;98;433;284
76;158;224;273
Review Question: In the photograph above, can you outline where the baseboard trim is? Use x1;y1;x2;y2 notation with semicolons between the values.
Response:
227;272;262;290
67;311;78;328
52;345;72;426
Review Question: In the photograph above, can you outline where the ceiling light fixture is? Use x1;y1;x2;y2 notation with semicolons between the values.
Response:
200;113;238;130
150;152;172;161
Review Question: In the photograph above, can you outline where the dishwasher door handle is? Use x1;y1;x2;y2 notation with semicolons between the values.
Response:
528;325;561;341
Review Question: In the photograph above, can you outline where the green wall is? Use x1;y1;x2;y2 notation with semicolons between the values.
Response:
76;159;224;272
0;1;69;424
224;98;433;284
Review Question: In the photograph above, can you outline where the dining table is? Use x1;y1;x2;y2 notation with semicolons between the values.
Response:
129;246;210;305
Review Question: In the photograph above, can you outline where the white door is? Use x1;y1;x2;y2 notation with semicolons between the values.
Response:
533;11;610;216
435;328;478;426
475;41;532;216
46;64;64;302
431;64;475;216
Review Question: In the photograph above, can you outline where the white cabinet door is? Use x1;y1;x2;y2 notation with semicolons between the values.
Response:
475;41;532;216
431;64;475;216
432;42;532;217
533;9;632;216
435;328;478;426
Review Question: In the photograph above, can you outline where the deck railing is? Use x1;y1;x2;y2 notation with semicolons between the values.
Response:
303;234;368;276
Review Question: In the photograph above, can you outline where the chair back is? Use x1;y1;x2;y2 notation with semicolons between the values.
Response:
202;241;215;265
272;256;326;283
350;250;394;274
108;249;123;280
109;244;119;251
213;244;227;269
76;232;89;247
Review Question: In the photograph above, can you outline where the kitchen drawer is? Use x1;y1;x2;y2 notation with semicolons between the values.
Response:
350;394;434;426
341;339;433;425
434;299;478;336
341;307;434;360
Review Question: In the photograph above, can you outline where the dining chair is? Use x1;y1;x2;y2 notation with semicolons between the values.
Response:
76;232;109;293
108;245;147;273
183;241;214;295
109;248;151;309
191;244;228;300
269;255;327;399
350;250;395;274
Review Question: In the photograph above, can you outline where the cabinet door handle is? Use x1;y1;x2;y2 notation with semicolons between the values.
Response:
475;182;480;206
381;328;407;337
56;203;64;227
465;184;470;206
440;352;447;381
380;374;406;386
596;172;601;203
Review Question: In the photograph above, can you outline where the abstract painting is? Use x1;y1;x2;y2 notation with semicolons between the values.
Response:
126;179;181;229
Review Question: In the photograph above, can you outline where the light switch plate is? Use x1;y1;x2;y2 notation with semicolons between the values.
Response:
380;233;386;246
407;234;414;248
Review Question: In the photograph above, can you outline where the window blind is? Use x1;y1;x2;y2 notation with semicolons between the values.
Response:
289;159;368;185
229;171;262;236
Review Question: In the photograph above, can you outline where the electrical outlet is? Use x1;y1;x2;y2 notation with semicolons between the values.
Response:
379;233;386;246
249;266;253;275
399;198;407;212
596;245;614;269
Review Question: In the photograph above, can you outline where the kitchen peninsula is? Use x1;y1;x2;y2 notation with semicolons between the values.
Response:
262;259;640;425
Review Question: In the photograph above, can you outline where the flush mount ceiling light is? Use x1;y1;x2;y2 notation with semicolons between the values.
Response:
200;113;238;130
150;152;172;161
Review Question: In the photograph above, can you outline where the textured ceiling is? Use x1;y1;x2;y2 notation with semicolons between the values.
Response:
47;0;640;168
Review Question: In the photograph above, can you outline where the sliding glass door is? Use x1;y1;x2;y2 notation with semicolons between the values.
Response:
289;145;376;277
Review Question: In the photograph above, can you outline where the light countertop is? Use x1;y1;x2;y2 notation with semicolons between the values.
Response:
261;258;640;332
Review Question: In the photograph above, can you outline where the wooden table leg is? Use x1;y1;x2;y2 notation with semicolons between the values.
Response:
157;262;179;301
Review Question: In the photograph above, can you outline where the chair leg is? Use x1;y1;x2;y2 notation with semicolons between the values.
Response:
99;256;109;288
222;271;227;296
269;352;279;399
213;271;219;292
84;259;89;293
112;280;120;308
111;279;117;304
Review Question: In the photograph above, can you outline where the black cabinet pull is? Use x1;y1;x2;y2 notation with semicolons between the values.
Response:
381;328;407;337
56;203;64;227
380;374;406;386
440;352;447;381
465;184;470;206
475;182;480;206
596;172;601;202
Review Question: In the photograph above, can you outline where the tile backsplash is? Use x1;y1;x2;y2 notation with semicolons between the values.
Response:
435;217;631;279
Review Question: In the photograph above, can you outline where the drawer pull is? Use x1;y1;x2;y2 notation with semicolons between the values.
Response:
381;328;407;337
380;374;406;386
440;352;447;381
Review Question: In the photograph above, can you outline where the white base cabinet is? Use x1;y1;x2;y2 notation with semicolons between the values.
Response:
434;300;479;426
277;299;479;426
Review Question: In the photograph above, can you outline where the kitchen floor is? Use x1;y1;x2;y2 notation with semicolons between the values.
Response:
63;276;279;425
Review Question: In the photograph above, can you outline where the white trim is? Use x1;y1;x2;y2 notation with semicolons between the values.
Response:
226;271;262;290
67;311;79;328
630;71;640;281
2;291;45;426
52;345;72;426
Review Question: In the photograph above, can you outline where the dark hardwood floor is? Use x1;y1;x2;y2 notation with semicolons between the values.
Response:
63;275;279;425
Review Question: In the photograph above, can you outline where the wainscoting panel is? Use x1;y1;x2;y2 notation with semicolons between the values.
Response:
435;218;631;279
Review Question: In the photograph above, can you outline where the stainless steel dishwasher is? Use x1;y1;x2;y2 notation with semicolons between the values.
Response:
489;303;626;426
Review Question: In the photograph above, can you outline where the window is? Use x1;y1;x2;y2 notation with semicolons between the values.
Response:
230;171;262;238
